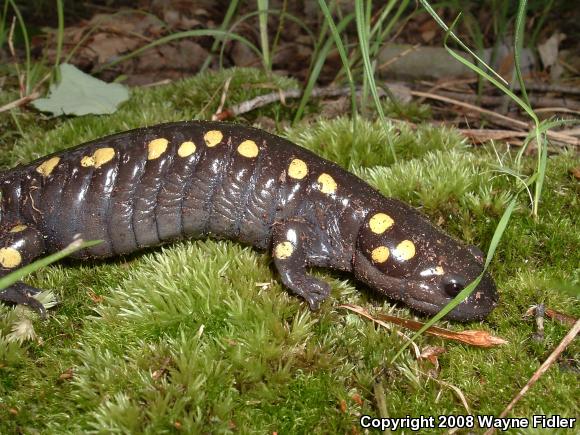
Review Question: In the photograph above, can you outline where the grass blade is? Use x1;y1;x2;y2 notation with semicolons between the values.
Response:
317;0;357;119
7;0;31;93
293;13;354;124
0;240;102;291
0;0;9;51
355;0;396;161
513;0;529;107
200;0;240;72
257;0;271;71
419;0;508;87
53;0;64;82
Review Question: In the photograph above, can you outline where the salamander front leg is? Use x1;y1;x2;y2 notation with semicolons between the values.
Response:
0;225;47;318
271;220;330;310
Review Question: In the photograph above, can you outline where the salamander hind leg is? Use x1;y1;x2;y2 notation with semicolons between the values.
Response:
271;219;331;310
0;224;48;317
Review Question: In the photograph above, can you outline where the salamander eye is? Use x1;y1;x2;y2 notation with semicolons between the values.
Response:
442;275;467;297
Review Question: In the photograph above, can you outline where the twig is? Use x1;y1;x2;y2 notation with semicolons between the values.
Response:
0;69;51;114
412;90;580;146
534;107;580;115
213;84;414;120
458;128;528;140
412;90;528;130
378;43;421;71
425;78;580;96
7;17;25;97
141;79;172;88
482;318;580;435
213;76;233;120
513;81;580;96
426;90;580;112
0;91;41;113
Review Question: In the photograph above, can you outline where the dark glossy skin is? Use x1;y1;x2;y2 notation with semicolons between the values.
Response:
0;121;498;320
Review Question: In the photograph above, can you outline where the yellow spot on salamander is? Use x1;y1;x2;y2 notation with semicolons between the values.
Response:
204;130;223;147
93;148;116;167
148;138;169;160
0;247;22;269
9;225;27;233
237;140;259;158
81;147;116;168
274;241;294;260
81;156;94;167
395;240;416;261
178;141;196;157
36;157;60;177
369;213;394;234
317;173;337;195
371;246;390;263
288;158;308;180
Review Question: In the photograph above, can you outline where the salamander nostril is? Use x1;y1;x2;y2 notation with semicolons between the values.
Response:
443;275;467;297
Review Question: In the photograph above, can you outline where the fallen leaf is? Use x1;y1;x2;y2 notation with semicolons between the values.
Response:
59;368;74;381
340;304;508;347
546;309;578;327
87;289;104;303
339;399;347;413
32;63;129;116
419;346;447;365
569;166;580;180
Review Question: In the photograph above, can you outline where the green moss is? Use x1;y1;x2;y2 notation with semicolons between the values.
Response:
1;68;578;432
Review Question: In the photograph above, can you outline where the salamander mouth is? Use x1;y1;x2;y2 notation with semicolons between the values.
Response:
353;252;498;321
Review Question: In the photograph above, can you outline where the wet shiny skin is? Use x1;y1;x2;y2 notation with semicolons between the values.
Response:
0;121;498;320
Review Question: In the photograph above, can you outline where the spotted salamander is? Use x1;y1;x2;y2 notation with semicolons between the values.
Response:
0;121;498;321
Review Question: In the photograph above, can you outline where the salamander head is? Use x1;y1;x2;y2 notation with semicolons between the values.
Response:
352;207;498;321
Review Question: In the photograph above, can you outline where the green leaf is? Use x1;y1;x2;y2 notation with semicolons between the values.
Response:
32;63;129;116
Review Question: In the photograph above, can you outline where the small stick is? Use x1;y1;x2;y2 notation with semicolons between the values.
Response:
0;71;51;114
0;91;41;114
412;90;580;146
213;76;233;120
213;85;403;120
378;43;421;71
424;89;580;112
7;17;24;97
532;303;545;342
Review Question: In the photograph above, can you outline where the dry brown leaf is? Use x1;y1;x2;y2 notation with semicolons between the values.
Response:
569;166;580;181
87;289;104;304
58;368;73;381
340;304;508;348
546;308;578;327
419;345;447;365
